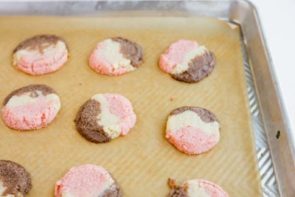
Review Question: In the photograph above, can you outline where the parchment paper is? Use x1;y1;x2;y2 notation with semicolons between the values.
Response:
0;16;261;196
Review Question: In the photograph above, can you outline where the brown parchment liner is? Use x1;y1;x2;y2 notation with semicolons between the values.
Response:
0;16;261;196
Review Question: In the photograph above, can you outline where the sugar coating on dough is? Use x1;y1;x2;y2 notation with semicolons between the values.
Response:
159;39;215;83
55;164;121;197
160;40;203;74
75;93;136;143
13;35;68;75
1;85;61;130
89;38;143;76
0;160;32;197
166;107;220;155
168;178;228;197
92;93;136;138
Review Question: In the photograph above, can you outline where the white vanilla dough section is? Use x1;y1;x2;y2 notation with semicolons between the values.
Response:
172;46;207;74
13;41;67;64
166;111;220;135
99;39;134;72
92;94;121;139
6;91;60;109
186;180;210;197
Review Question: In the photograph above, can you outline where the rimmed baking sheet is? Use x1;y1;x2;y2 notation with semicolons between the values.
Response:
0;16;261;196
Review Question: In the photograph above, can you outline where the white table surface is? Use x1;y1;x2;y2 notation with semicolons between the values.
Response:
251;0;295;138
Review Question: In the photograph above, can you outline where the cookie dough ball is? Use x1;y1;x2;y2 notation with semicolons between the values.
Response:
13;35;68;75
159;39;215;83
75;93;136;143
55;164;122;197
89;37;143;76
1;84;61;130
0;160;32;197
168;178;228;197
165;106;220;155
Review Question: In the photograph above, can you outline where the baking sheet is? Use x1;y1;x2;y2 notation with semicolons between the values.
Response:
0;16;261;196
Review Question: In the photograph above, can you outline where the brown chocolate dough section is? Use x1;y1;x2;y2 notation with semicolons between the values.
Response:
13;34;66;54
0;160;32;196
170;106;218;123
172;51;215;83
112;37;143;68
167;179;188;197
75;99;111;143
3;84;56;105
102;182;123;197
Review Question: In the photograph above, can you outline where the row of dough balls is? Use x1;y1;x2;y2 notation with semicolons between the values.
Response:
13;35;216;83
1;84;221;156
0;160;229;197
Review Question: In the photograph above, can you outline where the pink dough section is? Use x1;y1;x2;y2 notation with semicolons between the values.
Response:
16;50;68;75
195;179;228;197
159;39;199;73
105;94;136;135
166;126;219;155
55;164;114;197
89;42;129;76
1;97;60;130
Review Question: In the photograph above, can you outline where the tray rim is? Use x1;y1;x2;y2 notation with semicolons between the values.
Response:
229;1;295;196
0;0;294;196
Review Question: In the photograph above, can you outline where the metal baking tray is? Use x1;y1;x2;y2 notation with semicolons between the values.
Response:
0;1;294;196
